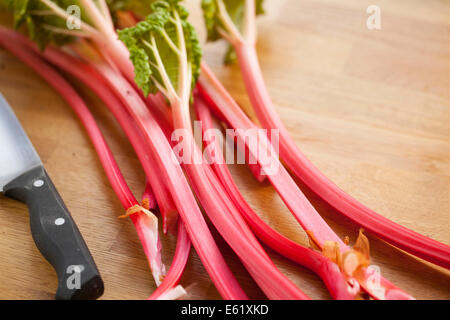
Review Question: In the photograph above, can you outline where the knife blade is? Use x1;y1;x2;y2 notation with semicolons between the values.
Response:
0;94;104;300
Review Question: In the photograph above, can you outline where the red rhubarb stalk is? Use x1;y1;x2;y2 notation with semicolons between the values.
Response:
88;57;248;300
202;0;450;269
194;97;358;300
42;37;178;235
197;65;414;300
199;65;345;250
148;216;191;300
236;42;450;269
118;2;311;300
151;92;350;299
118;10;267;186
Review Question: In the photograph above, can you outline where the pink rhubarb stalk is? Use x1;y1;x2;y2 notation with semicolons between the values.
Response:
149;89;311;299
117;6;312;298
148;220;191;300
199;65;345;250
218;0;450;270
195;96;358;300
197;65;415;300
88;59;248;300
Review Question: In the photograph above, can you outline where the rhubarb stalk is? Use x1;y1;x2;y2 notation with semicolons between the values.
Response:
118;0;311;300
200;0;450;270
197;64;414;300
194;97;358;300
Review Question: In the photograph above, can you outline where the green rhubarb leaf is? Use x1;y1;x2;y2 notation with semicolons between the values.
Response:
1;0;93;49
0;0;14;10
106;0;156;27
0;0;31;28
11;0;30;28
118;0;201;100
224;45;237;65
202;0;264;41
201;0;264;64
107;0;155;18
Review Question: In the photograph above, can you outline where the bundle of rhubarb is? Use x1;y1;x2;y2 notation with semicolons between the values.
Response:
0;0;448;300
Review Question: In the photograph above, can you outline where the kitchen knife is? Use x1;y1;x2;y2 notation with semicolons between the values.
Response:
0;94;104;300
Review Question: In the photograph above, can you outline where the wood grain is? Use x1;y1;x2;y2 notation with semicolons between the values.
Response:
0;0;449;300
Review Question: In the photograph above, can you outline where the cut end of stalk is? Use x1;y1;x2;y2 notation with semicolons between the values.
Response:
320;231;382;300
306;230;322;251
342;230;371;279
322;241;342;266
118;204;157;220
344;236;350;246
354;229;370;260
320;229;371;279
155;285;187;300
142;198;151;210
342;251;370;279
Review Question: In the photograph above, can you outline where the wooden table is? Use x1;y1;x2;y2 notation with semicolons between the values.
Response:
0;0;449;300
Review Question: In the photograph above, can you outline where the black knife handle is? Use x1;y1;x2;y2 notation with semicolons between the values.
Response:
3;166;104;300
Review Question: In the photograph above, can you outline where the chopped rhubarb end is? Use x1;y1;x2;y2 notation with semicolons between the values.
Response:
142;198;151;210
306;230;322;251
118;204;157;221
322;241;342;267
